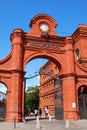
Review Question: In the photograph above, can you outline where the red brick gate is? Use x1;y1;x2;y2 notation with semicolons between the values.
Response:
0;14;87;122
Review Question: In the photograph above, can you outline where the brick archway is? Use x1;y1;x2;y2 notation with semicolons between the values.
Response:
77;83;87;119
0;14;87;122
76;81;87;119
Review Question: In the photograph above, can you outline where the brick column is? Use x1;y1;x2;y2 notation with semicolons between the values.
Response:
6;29;25;122
63;36;78;120
10;29;25;70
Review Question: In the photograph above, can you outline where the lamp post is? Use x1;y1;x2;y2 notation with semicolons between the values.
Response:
74;47;87;64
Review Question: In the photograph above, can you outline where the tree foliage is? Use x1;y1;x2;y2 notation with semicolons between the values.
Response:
25;86;39;114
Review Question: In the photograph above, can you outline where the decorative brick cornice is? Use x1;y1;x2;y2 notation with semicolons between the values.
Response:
60;73;87;79
72;24;87;42
0;75;11;80
11;69;25;75
0;69;11;74
24;35;65;54
76;74;87;78
25;35;65;45
10;29;25;42
65;36;73;44
60;73;76;78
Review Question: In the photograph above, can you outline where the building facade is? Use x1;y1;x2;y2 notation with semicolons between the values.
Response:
39;25;87;120
0;91;6;100
0;14;87;122
39;61;59;116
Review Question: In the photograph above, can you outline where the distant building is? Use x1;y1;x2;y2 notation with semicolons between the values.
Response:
0;91;7;117
39;61;60;118
0;91;6;100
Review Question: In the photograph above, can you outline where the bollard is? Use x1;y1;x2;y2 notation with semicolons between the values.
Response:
14;117;16;129
65;118;69;128
49;115;52;122
36;116;40;129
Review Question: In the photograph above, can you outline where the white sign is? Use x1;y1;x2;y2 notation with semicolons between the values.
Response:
72;102;76;108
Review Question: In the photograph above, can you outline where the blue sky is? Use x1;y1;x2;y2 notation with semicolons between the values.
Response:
0;0;87;89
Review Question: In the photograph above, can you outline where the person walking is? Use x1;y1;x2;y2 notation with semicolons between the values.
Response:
44;106;49;118
34;109;38;119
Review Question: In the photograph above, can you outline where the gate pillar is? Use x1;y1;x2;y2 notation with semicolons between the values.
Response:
5;72;24;122
63;37;78;120
10;29;25;71
5;29;25;122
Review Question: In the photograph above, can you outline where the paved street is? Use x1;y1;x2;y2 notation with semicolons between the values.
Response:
0;117;87;130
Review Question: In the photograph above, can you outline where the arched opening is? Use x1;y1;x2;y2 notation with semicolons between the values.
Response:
24;58;48;118
24;57;63;121
78;85;87;119
0;83;7;121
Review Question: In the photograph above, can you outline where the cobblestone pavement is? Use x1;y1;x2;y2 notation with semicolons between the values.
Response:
0;118;87;130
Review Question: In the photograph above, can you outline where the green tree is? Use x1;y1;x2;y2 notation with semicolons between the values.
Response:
25;86;39;114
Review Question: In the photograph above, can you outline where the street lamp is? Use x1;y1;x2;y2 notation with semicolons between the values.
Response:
74;48;87;65
75;48;81;61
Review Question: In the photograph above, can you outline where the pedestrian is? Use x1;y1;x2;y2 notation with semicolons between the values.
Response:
44;106;49;118
34;109;38;119
39;108;42;119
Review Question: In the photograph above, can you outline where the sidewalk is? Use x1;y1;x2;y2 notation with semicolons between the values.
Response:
0;118;87;130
